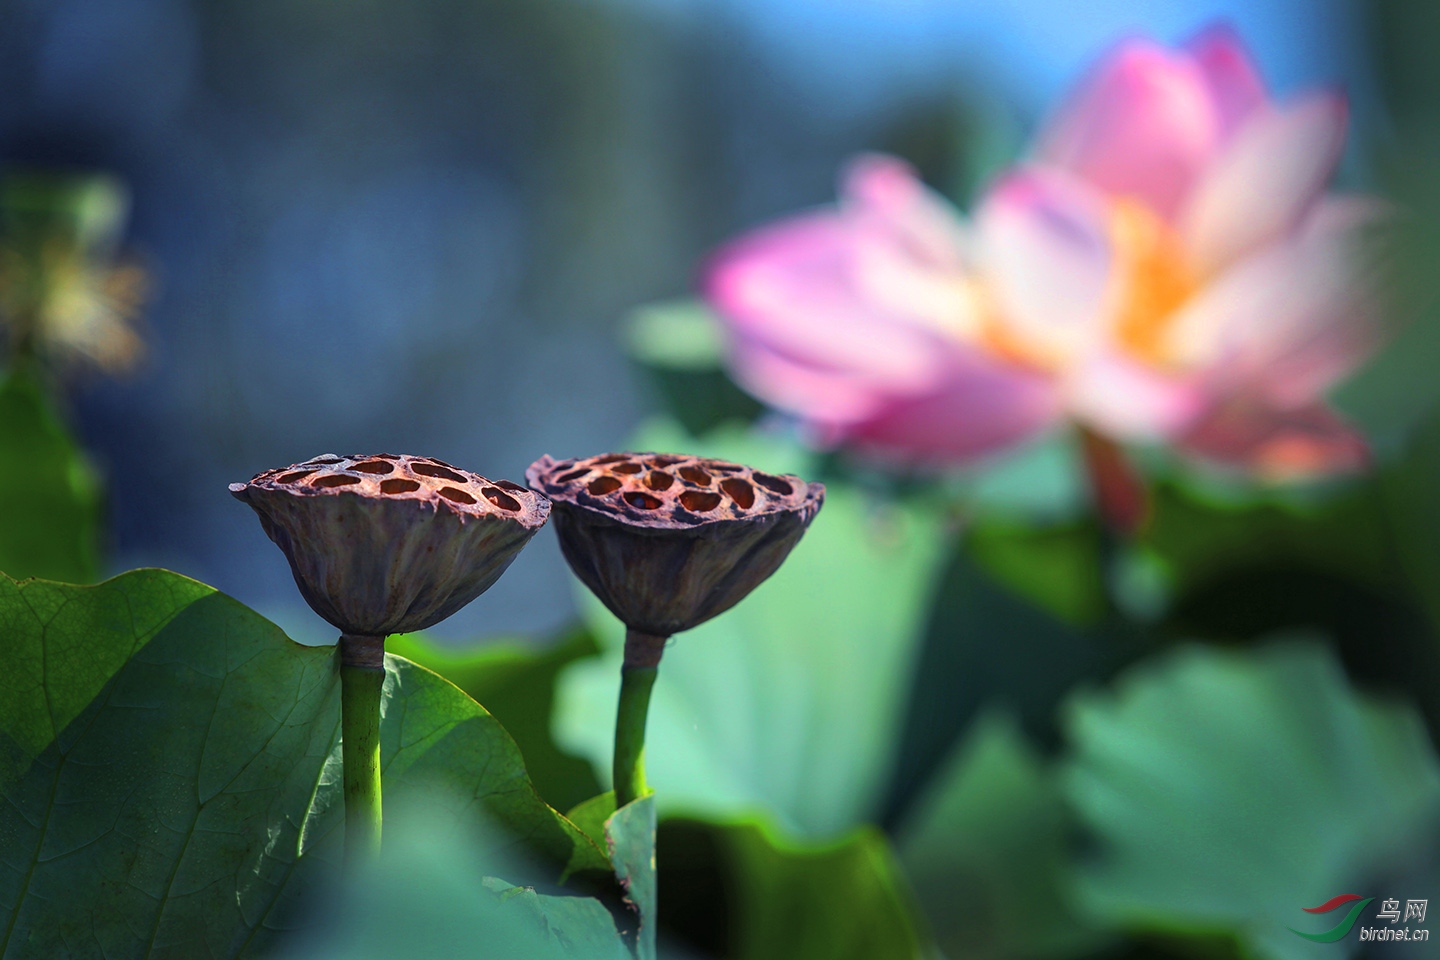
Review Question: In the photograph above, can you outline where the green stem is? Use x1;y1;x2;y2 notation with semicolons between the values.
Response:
1077;425;1148;539
613;630;667;808
340;634;385;870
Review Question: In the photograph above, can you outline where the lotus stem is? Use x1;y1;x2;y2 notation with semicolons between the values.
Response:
1077;426;1148;538
614;629;666;808
340;633;385;869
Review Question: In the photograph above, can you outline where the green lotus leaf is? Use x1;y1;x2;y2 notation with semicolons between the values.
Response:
897;712;1111;960
605;796;657;960
1062;638;1440;960
0;569;611;959
387;628;602;812
273;803;631;960
707;816;926;960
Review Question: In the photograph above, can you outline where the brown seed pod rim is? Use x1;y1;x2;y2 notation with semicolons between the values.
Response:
526;451;823;530
230;453;550;528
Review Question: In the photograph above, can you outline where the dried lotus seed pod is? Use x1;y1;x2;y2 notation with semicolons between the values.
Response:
231;453;549;637
526;451;823;642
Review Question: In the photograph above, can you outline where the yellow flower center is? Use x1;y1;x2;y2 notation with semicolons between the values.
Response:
1108;199;1197;368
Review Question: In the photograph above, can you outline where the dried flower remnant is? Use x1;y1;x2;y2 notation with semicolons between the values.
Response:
230;453;549;637
230;453;549;865
0;171;148;374
527;451;823;639
528;450;822;807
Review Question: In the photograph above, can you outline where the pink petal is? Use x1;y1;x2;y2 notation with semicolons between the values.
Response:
1165;195;1385;405
842;350;1062;465
704;212;960;393
724;333;892;424
1036;38;1222;220
1179;398;1370;480
976;167;1116;364
1185;23;1268;136
1063;351;1207;441
842;154;970;271
1180;91;1348;275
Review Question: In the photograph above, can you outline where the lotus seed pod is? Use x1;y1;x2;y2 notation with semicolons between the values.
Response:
526;452;823;638
231;454;549;636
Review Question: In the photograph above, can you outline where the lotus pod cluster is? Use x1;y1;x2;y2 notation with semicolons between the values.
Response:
527;452;824;638
230;454;549;637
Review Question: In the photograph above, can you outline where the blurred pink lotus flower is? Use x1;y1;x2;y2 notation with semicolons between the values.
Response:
704;27;1384;480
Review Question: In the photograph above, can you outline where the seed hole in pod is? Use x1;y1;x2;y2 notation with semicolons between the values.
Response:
495;480;528;493
624;491;662;510
679;490;721;512
648;456;683;467
557;468;590;483
411;463;468;483
595;453;631;464
381;478;421;494
438;486;477;504
588;476;623;495
351;460;395;474
646;471;674;491
483;488;521;511
308;456;344;464
720;478;755;509
678;466;712;486
373;453;400;460
708;463;744;473
277;470;316;484
753;472;793;496
312;474;361;488
612;462;642;474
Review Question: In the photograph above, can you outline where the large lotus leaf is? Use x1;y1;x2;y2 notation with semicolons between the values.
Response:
273;801;632;960
605;796;657;960
553;419;948;838
654;813;926;960
0;569;610;960
897;712;1111;960
387;628;602;811
722;819;926;960
881;545;1117;829
1062;639;1440;960
0;370;101;583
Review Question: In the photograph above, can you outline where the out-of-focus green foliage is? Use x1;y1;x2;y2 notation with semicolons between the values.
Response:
554;417;948;838
0;369;100;583
0;569;615;960
1377;410;1440;632
720;820;925;960
274;805;633;960
623;300;765;437
1062;639;1440;960
884;542;1120;828
898;713;1110;960
966;519;1108;627
387;628;602;812
658;815;926;960
1142;479;1394;600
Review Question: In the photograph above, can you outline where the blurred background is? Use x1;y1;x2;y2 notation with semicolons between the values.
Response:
0;0;1387;641
4;1;1440;958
